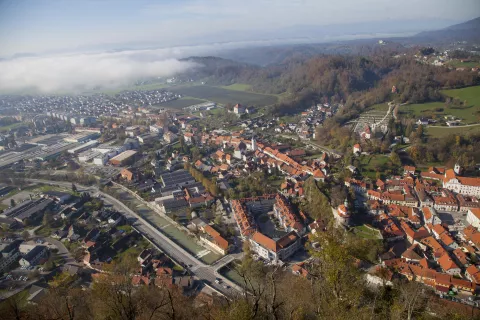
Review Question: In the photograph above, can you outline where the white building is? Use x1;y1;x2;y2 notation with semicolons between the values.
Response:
249;231;301;264
353;144;361;154
443;169;480;197
334;201;351;226
149;125;164;135
251;137;257;151
466;208;480;230
163;132;178;143
233;104;246;114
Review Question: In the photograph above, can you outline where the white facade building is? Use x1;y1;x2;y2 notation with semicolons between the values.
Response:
466;208;480;230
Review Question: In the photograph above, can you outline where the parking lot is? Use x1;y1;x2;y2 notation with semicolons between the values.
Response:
1;190;32;206
437;210;468;231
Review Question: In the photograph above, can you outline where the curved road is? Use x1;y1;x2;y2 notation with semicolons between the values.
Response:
26;178;243;297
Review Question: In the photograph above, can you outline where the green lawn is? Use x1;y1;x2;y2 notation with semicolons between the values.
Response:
426;124;480;138
220;83;252;91
171;85;278;107
370;103;389;111
358;154;390;179
352;225;383;240
447;60;480;69
443;85;480;106
207;107;224;115
35;225;53;237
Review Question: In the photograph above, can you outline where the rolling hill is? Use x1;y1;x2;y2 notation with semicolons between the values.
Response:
414;16;480;43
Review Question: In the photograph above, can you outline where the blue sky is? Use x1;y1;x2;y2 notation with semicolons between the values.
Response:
0;0;479;56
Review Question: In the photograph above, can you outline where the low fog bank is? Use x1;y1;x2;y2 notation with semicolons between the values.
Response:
0;49;199;94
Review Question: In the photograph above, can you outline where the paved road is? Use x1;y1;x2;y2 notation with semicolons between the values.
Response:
428;123;480;128
25;178;244;297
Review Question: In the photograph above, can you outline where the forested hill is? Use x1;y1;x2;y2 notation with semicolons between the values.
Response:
180;56;258;84
182;54;479;117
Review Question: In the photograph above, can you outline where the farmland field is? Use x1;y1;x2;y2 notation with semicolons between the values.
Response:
171;85;278;106
156;98;206;109
426;124;480;138
220;83;252;91
398;102;479;124
442;85;480;107
447;60;480;69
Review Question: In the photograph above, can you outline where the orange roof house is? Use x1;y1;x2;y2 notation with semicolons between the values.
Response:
438;253;461;274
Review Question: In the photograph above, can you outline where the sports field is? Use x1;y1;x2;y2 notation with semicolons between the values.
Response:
171;85;278;106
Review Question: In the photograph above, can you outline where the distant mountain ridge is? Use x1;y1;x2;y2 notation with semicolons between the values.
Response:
414;16;480;42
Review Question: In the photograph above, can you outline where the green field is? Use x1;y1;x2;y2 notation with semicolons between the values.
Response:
370;103;389;111
368;86;480;124
352;225;383;240
399;102;479;124
171;85;278;106
220;83;252;91
156;98;206;109
443;85;480;107
358;154;390;179
448;60;480;69
426;124;480;138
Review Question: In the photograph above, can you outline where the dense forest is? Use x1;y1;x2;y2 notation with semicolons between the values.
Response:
2;228;477;320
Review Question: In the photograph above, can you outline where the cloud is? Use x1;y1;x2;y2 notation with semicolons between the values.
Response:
0;49;198;94
0;39;317;94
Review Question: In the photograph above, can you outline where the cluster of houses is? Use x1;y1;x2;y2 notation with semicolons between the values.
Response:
296;103;340;139
343;163;480;295
112;248;195;292
193;132;328;184
232;194;307;264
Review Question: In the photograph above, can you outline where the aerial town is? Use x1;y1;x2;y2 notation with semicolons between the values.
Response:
1;3;480;317
0;78;479;314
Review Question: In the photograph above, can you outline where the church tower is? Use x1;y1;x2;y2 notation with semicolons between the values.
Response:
454;163;462;175
251;136;257;151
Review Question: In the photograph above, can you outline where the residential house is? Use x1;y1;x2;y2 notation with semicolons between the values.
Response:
233;104;246;114
404;166;416;176
199;225;229;255
438;253;461;276
120;168;135;181
163;132;178;143
19;245;48;267
353;144;361;154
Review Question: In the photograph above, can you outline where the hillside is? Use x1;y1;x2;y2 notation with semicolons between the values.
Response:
414;16;480;43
